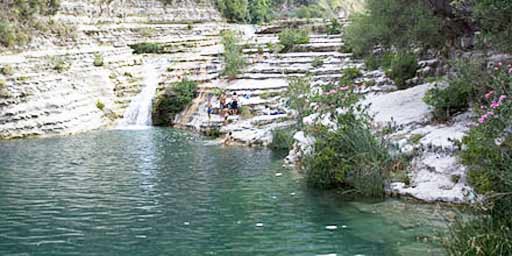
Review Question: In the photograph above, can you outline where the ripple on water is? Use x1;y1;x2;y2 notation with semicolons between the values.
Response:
0;128;451;256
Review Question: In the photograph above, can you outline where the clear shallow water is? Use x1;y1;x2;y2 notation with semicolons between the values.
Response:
0;128;449;256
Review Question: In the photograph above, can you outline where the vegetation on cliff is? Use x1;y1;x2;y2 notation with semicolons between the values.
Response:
152;79;198;126
221;30;246;79
443;63;512;255
0;0;68;48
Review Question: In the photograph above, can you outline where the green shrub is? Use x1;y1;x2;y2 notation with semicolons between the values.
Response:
473;0;512;53
0;0;61;48
248;0;272;24
423;60;487;120
152;79;198;126
444;217;512;256
1;65;14;76
0;79;5;88
270;128;295;151
311;57;324;68
286;76;311;128
93;53;104;67
341;67;362;80
216;0;249;23
364;52;394;71
278;28;310;52
0;22;16;48
344;0;445;56
292;4;324;19
305;116;392;197
52;58;69;73
96;100;105;111
129;43;162;54
445;64;512;256
385;52;418;89
326;18;342;35
221;30;246;79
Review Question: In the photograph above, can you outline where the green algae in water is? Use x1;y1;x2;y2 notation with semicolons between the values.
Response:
0;128;450;255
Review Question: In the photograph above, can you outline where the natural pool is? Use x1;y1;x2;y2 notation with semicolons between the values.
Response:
0;128;452;256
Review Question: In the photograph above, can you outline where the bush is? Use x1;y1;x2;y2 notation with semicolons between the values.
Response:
52;58;69;73
152;79;198;126
1;65;14;76
423;59;487;120
270;128;295;151
341;67;362;80
278;28;310;52
249;0;272;24
444;217;512;256
93;54;104;67
0;22;16;48
473;0;512;53
221;30;246;79
0;0;61;48
326;18;342;35
304;115;392;197
344;0;445;56
311;57;324;68
216;0;249;23
286;76;311;128
364;52;394;71
385;52;418;89
96;100;105;111
129;43;162;54
292;4;324;19
445;64;512;256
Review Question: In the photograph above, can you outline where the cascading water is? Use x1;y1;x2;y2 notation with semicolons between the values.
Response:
117;59;168;129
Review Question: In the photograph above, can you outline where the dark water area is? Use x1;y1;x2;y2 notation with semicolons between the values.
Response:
0;128;449;255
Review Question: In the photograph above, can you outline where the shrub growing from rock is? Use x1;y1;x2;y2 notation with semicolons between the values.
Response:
423;59;487;121
129;43;162;54
443;63;512;256
278;28;310;53
326;18;342;35
93;54;104;67
286;76;311;128
304;115;392;197
270;128;295;151
473;0;512;53
344;0;444;56
311;57;324;68
221;30;246;79
96;100;105;111
385;52;418;90
1;65;14;76
152;79;198;126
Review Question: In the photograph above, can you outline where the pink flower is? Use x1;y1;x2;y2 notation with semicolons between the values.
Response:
491;101;500;109
499;95;507;102
338;86;350;91
497;62;503;68
479;111;495;124
485;91;495;99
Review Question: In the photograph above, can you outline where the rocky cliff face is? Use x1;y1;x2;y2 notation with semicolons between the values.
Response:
0;0;221;139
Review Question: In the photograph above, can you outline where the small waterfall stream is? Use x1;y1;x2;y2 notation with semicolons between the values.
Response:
117;59;168;129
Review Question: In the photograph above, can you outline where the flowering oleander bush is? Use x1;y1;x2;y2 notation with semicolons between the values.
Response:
445;62;512;256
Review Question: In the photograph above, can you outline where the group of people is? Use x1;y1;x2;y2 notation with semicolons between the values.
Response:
207;92;240;120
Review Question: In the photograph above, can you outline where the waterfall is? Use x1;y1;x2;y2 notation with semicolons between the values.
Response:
117;59;168;129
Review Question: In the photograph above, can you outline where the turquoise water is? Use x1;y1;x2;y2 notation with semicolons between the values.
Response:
0;128;449;256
